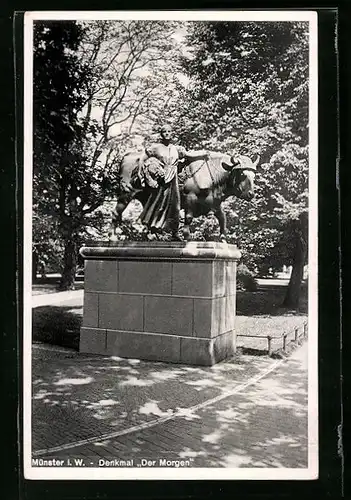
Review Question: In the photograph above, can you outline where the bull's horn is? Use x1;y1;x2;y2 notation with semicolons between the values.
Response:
230;155;240;167
252;155;260;169
222;160;235;171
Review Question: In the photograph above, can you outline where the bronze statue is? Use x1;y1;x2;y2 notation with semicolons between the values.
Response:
131;125;209;240
109;126;259;242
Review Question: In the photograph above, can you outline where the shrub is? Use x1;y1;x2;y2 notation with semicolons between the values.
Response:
237;263;258;292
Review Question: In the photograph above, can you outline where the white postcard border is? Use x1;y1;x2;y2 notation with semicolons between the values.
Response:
23;9;319;481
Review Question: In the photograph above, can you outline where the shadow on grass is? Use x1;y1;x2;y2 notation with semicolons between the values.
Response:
236;347;269;357
33;276;60;285
33;306;82;350
236;284;307;317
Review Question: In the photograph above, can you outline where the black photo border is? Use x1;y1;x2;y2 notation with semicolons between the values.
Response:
2;2;346;499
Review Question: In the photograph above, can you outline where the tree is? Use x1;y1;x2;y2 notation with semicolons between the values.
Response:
174;21;309;307
33;20;88;288
33;20;182;289
32;213;64;279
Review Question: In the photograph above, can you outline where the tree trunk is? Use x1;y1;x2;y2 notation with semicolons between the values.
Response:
59;239;77;290
283;232;307;309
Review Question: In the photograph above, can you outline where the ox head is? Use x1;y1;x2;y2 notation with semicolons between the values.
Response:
223;154;259;201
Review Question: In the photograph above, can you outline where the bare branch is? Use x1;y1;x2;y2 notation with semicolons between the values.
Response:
127;88;155;132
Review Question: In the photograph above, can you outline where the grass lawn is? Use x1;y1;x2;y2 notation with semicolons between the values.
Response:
236;282;307;354
32;279;308;356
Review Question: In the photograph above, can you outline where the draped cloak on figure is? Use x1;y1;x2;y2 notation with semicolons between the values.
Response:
138;143;186;231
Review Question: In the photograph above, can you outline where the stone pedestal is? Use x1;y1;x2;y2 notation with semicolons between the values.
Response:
79;241;241;366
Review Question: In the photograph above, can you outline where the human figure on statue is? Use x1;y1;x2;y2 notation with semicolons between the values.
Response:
133;124;209;240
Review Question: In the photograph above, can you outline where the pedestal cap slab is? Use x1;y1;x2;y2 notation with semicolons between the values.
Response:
80;241;241;262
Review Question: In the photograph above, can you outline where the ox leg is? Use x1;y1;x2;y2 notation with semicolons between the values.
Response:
215;206;227;242
183;193;197;241
183;210;194;241
108;195;130;241
170;177;182;241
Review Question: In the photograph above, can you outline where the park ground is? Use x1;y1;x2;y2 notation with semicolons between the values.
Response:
32;340;308;468
32;275;308;355
29;277;310;469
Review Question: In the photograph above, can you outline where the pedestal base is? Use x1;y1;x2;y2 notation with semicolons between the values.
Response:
79;241;241;366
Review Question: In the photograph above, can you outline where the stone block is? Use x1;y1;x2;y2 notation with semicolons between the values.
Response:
213;330;236;360
106;330;181;363
85;260;118;292
180;337;214;366
193;298;214;338
213;260;226;297
144;296;193;336
99;293;144;331
180;331;236;366
224;293;236;332
172;262;213;297
80;327;107;355
211;297;223;336
118;261;172;295
211;295;236;335
224;261;237;296
82;292;99;328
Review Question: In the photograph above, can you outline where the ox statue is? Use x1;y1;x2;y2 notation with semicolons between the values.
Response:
109;151;259;242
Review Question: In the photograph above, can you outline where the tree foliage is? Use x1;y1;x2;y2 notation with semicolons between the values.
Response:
33;21;88;285
33;20;182;289
173;21;309;306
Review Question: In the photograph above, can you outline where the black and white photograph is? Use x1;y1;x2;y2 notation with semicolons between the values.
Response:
23;10;318;480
